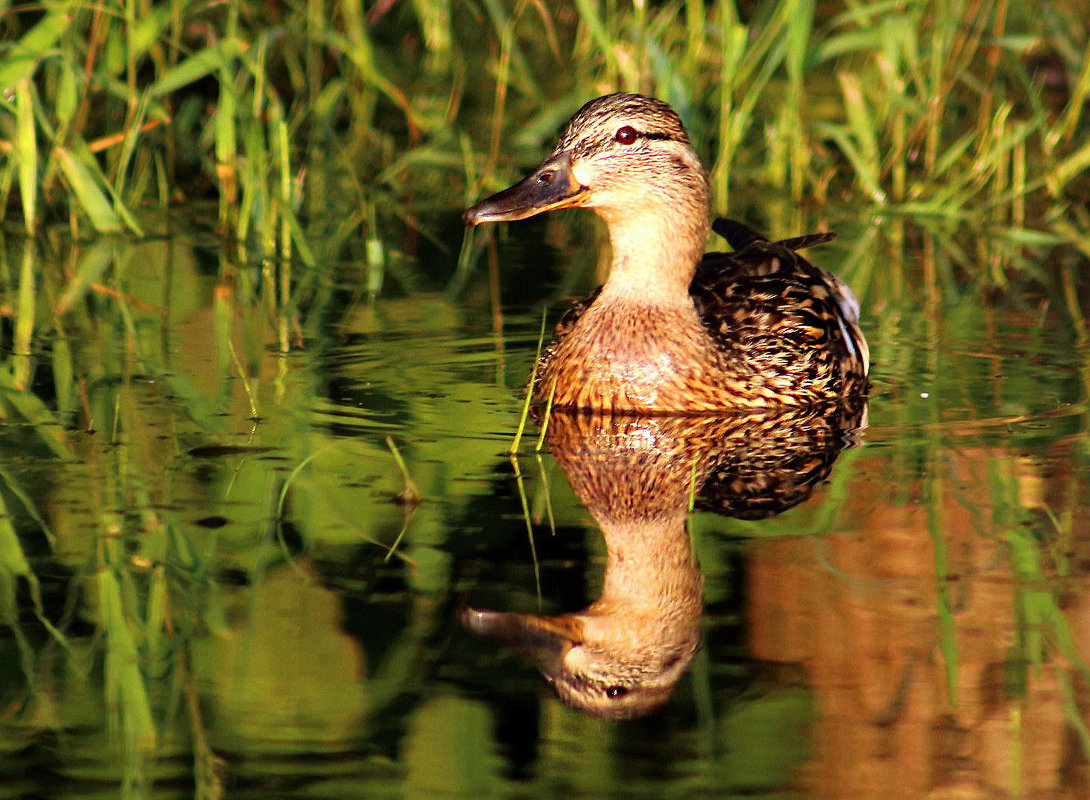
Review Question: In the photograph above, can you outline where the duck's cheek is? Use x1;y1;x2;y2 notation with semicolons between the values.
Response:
570;160;594;187
579;186;630;215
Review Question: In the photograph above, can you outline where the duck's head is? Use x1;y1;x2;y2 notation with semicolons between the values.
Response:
464;93;710;237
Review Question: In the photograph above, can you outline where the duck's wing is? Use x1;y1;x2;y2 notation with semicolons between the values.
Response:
696;219;870;381
695;400;867;518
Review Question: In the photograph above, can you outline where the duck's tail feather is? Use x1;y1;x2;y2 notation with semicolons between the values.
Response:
711;218;767;249
777;231;836;250
712;218;836;252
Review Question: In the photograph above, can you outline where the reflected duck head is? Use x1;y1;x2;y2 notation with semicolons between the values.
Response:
461;606;697;720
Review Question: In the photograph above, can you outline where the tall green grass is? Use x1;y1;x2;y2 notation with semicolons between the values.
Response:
1;0;1087;273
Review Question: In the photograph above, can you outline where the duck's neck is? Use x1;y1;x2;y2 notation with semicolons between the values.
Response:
596;196;709;310
592;512;702;616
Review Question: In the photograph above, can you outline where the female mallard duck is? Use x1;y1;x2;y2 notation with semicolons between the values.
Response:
464;92;869;414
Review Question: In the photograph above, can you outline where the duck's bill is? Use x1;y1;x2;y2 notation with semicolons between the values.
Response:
463;153;588;227
460;607;582;657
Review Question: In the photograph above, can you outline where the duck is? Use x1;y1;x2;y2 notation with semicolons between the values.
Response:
464;92;869;414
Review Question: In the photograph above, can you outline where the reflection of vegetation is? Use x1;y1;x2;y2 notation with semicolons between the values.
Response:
0;230;526;795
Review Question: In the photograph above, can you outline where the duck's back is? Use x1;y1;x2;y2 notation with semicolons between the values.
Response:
692;219;869;401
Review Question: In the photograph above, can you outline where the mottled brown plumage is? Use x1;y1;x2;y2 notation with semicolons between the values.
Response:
464;93;869;414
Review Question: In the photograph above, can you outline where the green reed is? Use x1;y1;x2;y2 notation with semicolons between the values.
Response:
1;0;1086;280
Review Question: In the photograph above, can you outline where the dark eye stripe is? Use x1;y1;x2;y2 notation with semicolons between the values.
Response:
612;130;674;142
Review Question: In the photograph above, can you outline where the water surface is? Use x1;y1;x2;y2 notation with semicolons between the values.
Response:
0;213;1088;798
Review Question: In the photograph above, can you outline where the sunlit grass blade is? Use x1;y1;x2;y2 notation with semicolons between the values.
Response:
1049;38;1090;145
478;0;547;96
148;38;249;97
215;72;239;228
11;240;34;394
54;146;124;233
127;3;173;62
0;9;69;87
783;0;814;201
572;0;615;71
836;71;883;202
15;80;37;234
510;309;548;456
1046;139;1090;196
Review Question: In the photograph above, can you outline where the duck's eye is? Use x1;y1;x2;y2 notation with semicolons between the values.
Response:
613;126;639;145
604;685;629;699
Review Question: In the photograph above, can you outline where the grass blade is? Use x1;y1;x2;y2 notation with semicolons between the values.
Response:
0;10;69;87
54;146;123;233
148;38;248;97
15;80;37;234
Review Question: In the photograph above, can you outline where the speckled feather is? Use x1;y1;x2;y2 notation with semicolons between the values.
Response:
547;398;867;523
537;218;869;412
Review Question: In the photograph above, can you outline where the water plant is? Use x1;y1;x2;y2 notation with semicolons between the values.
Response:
0;0;1085;268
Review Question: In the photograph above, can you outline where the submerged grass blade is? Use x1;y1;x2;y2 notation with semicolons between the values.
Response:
0;485;66;650
385;436;422;507
509;454;542;604
927;456;959;705
510;308;548;456
97;569;157;752
54;238;120;315
530;453;557;537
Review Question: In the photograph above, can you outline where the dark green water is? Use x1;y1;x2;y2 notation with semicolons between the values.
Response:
0;212;1088;799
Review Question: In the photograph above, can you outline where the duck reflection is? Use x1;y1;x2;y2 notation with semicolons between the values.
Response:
464;401;865;718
